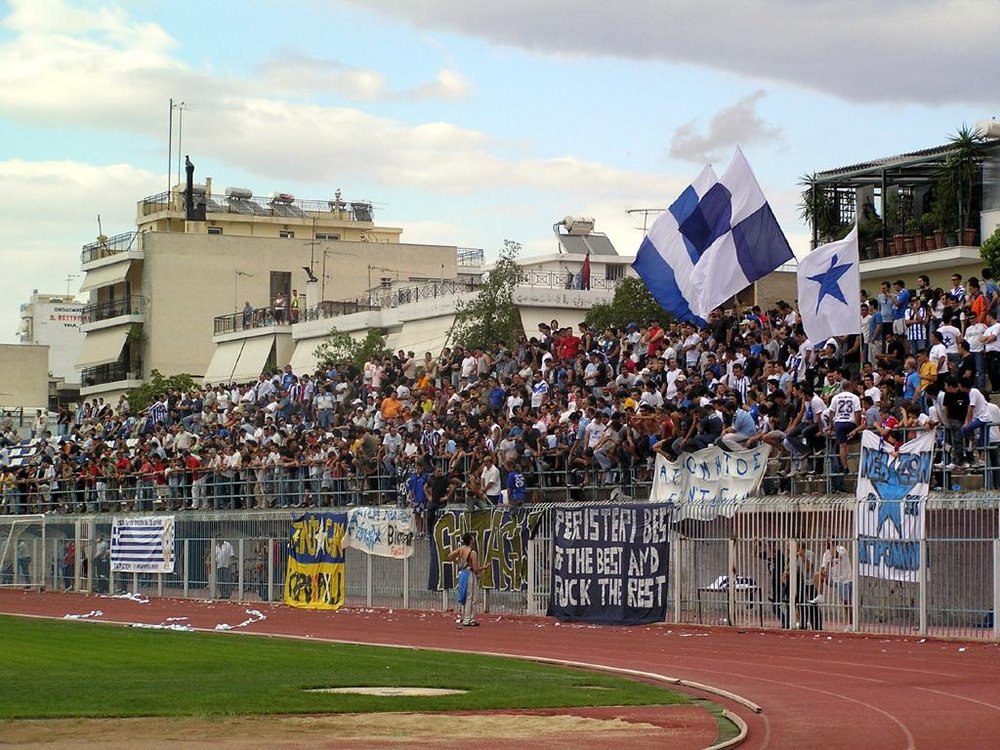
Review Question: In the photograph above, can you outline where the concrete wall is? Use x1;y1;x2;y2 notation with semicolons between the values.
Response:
0;345;50;408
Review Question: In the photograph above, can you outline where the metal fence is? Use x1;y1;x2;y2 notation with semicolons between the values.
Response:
2;495;998;640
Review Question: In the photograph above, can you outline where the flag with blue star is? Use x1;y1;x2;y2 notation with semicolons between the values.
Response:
855;429;935;582
797;225;860;343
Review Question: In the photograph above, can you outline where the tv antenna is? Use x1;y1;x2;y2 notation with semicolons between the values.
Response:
626;207;666;233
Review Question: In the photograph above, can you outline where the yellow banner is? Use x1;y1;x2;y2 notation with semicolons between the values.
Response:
284;512;347;610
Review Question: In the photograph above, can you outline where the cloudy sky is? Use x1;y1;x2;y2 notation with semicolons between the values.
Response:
1;0;993;341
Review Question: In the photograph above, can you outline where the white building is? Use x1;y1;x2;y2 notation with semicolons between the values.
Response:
18;290;85;387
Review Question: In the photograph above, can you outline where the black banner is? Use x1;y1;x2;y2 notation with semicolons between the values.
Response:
547;503;671;625
429;508;542;592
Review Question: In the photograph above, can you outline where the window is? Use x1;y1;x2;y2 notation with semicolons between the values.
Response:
207;226;223;235
605;264;625;281
315;233;340;240
279;230;294;239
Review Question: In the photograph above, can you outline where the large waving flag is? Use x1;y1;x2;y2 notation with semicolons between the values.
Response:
797;225;860;343
633;149;794;322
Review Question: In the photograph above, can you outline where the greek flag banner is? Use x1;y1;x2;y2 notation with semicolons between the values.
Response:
111;516;175;573
633;149;793;322
797;226;861;343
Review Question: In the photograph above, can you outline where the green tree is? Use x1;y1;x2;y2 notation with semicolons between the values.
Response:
313;326;390;368
127;369;197;413
585;276;669;332
449;240;525;351
980;226;1000;272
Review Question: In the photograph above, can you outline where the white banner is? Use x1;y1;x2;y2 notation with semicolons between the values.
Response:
111;516;175;573
855;430;934;581
345;507;415;558
648;445;770;521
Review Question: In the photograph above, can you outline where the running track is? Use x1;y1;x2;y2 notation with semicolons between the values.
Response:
3;590;1000;749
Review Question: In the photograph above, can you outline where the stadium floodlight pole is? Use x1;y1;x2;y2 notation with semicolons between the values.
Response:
167;98;173;199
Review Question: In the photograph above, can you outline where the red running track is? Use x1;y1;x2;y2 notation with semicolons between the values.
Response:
3;590;1000;750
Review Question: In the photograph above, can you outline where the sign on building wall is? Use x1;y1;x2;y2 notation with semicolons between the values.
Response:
855;430;934;582
430;508;541;592
547;504;671;625
284;512;347;610
648;445;770;521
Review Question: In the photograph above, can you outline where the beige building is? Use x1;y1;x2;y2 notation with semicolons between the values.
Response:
208;220;641;377
0;344;49;410
76;180;457;398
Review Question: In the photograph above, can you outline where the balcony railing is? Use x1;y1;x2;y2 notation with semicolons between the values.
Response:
457;247;485;266
520;269;626;290
214;306;295;336
299;278;483;324
861;229;980;261
80;360;142;388
140;191;377;222
81;296;145;325
81;231;138;264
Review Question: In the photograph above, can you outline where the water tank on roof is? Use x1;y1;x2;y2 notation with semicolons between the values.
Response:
225;187;253;199
270;192;295;203
976;119;1000;139
562;215;595;235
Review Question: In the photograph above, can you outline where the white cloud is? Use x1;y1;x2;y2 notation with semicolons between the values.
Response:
0;160;161;342
342;0;999;105
670;90;782;164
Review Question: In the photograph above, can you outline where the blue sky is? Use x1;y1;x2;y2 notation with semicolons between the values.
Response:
0;0;992;341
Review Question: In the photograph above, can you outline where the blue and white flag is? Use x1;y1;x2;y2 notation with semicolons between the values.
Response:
111;516;175;573
633;149;793;322
797;225;860;343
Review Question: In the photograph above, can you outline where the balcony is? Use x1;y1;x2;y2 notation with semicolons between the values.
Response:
214;305;293;337
80;231;138;265
81;296;145;326
80;358;143;392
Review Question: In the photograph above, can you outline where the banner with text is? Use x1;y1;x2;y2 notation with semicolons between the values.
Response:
430;508;542;592
111;516;175;573
856;430;933;582
346;507;414;558
648;445;770;521
285;512;347;609
547;504;672;625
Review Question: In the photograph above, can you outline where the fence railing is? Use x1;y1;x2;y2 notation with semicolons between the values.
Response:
3;428;997;517
3;495;998;640
81;296;145;325
80;231;138;265
214;306;295;336
80;359;142;389
139;192;377;222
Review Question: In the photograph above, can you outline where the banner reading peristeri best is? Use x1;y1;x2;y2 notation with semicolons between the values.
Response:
285;512;347;609
856;430;934;582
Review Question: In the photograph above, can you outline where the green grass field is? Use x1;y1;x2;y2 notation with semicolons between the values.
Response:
0;616;687;719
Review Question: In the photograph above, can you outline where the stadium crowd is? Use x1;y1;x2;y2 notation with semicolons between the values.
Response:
2;268;1000;519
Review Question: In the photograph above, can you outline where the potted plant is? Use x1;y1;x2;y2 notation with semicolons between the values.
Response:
905;219;920;252
920;213;937;250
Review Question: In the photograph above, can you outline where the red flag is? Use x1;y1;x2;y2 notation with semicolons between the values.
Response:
581;253;591;290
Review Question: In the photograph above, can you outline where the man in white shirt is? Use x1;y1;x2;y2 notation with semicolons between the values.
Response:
214;538;236;600
813;539;855;630
530;372;549;411
828;383;862;490
962;382;992;467
981;311;1000;393
479;454;502;505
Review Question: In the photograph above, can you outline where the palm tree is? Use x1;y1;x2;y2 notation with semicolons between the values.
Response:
937;124;987;238
798;173;843;247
